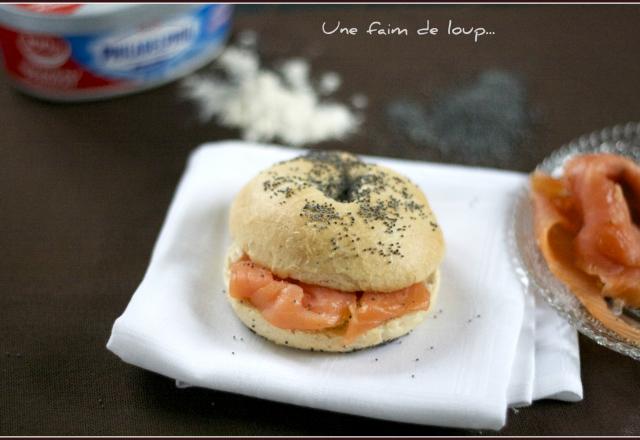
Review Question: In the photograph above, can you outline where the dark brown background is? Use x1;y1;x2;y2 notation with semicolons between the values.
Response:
2;5;640;436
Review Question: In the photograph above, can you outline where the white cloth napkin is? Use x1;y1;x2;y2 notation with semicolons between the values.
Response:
107;142;582;430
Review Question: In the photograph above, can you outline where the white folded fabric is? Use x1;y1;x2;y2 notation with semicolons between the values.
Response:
107;142;582;430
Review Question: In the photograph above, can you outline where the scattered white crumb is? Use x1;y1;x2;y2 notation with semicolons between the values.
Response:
181;32;361;147
319;72;342;95
351;93;369;109
217;47;259;80
279;58;311;91
237;29;258;48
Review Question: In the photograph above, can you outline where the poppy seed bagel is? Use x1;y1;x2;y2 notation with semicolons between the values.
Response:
229;150;445;292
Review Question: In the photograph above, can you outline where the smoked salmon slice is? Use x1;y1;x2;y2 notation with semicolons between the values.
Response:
344;284;429;343
230;260;353;330
531;153;640;342
229;259;430;341
565;154;640;306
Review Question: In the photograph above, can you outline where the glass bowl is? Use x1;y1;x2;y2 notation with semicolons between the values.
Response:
510;121;640;360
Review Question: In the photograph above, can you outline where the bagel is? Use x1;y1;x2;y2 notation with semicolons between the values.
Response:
225;150;445;351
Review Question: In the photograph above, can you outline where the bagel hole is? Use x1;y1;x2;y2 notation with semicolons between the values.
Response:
335;186;352;203
339;174;372;203
323;174;360;203
303;151;368;203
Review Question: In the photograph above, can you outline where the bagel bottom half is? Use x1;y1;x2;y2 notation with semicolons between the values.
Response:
224;244;441;352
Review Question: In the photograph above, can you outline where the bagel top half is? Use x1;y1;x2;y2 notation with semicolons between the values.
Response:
229;150;445;292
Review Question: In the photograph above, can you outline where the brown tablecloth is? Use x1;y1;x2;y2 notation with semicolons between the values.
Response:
2;5;640;436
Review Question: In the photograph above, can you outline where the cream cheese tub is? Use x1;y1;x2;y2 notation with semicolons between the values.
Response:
0;4;233;101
